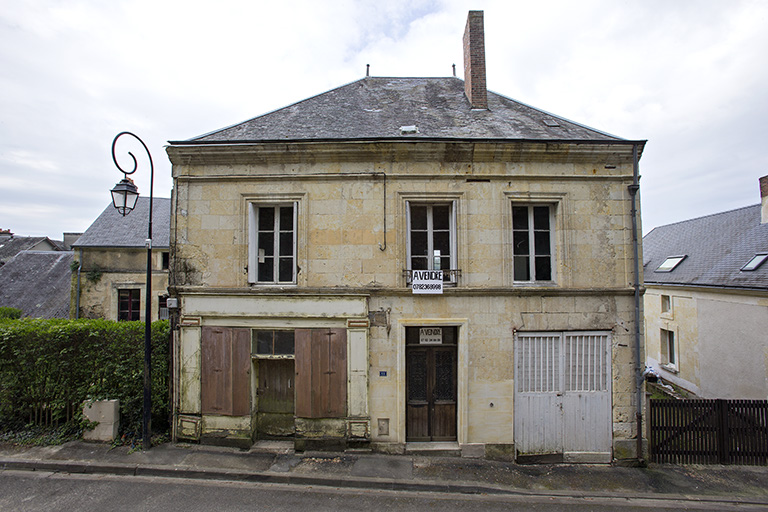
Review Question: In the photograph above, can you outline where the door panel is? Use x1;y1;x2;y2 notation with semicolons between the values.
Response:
432;347;457;440
258;359;295;414
514;332;611;461
405;327;457;442
256;359;295;438
406;349;430;441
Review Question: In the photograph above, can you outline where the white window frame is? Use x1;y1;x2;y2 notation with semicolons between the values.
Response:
511;204;556;283
248;202;298;285
741;253;768;271
660;327;678;372
405;200;458;284
656;255;686;272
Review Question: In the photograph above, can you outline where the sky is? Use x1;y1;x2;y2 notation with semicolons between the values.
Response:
1;0;767;240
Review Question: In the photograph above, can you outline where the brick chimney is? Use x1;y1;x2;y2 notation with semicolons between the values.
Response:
463;10;487;110
760;175;768;224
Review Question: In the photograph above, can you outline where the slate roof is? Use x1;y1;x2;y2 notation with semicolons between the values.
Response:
0;236;61;265
73;197;171;249
643;205;768;290
180;77;634;144
0;251;73;318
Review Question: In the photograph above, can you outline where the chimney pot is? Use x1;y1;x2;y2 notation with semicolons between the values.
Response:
760;175;768;224
463;10;488;110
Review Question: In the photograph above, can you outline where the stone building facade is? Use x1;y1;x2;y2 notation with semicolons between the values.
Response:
167;11;646;461
72;198;170;322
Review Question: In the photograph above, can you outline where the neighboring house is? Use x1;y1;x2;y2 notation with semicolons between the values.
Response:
643;176;768;400
0;230;63;267
0;250;73;318
166;11;646;462
71;197;171;322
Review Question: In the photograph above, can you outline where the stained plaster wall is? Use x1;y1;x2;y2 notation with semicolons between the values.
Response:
169;144;643;455
72;247;169;321
645;286;768;399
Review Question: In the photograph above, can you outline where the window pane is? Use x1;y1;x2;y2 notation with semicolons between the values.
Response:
411;257;428;270
259;232;275;256
411;231;428;257
279;206;293;231
439;257;451;274
535;256;552;281
512;207;529;230
513;230;529;255
410;205;427;230
432;205;450;230
274;331;295;355
514;256;530;281
278;258;293;282
533;206;550;230
534;230;550;256
258;207;275;231
258;259;274;282
256;331;273;354
279;232;293;256
433;231;450;255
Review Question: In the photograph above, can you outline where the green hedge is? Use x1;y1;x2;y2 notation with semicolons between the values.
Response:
0;307;22;320
0;319;170;438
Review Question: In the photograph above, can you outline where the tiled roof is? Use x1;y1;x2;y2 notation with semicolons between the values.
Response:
73;197;171;249
0;251;73;318
0;236;60;265
182;77;633;144
643;205;768;290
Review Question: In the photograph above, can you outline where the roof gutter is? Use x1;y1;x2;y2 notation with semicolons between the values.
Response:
169;137;648;148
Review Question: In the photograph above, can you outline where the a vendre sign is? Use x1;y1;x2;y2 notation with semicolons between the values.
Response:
411;270;443;294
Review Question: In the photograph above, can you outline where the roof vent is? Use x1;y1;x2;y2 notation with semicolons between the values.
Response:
399;125;419;135
543;118;560;127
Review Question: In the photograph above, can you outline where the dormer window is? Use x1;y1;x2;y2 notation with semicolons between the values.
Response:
656;255;686;272
741;253;768;271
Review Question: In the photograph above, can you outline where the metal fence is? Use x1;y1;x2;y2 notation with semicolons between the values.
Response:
649;399;767;465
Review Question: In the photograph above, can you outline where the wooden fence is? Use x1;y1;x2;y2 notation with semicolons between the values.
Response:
649;399;767;465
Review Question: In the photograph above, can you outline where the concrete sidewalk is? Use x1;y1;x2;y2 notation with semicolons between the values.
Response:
1;440;767;506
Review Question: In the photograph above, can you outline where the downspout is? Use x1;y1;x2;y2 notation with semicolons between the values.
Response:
378;172;387;251
628;144;644;462
75;248;82;319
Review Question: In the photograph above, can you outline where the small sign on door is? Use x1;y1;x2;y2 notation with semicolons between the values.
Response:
419;327;443;344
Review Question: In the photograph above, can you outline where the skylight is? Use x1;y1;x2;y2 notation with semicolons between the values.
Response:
656;255;686;272
741;253;768;272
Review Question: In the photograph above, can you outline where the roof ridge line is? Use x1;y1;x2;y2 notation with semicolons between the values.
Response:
647;203;761;234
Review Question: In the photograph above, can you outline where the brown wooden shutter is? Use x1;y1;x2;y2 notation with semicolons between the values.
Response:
201;326;251;416
294;328;347;418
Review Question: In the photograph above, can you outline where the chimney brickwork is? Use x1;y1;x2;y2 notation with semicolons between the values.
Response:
760;175;768;224
463;10;487;110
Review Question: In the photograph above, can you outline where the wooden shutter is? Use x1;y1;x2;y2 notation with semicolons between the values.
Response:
201;326;251;416
295;328;347;418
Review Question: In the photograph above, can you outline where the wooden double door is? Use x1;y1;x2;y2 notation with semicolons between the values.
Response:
406;326;457;442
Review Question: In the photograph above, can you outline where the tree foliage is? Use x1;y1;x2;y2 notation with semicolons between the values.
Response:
0;318;170;438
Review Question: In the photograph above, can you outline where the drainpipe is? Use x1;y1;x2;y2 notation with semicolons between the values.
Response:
628;144;643;462
75;248;82;319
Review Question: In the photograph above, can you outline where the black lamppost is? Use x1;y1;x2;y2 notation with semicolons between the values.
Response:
110;131;154;451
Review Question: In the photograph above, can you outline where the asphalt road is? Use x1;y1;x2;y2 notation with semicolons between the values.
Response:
1;470;763;512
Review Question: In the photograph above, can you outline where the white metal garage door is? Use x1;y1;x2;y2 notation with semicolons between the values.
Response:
514;331;612;463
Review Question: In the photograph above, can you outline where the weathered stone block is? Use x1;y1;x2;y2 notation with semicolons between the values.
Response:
83;399;119;442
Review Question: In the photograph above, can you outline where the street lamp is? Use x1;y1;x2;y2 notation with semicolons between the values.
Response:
110;131;154;451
